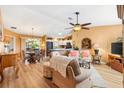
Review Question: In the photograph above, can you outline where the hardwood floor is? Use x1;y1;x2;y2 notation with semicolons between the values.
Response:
0;61;123;88
94;64;123;88
0;61;57;88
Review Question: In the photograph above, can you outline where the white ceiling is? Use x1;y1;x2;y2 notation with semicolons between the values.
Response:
0;5;122;37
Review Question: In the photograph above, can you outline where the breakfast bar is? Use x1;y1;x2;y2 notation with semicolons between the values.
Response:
0;53;19;82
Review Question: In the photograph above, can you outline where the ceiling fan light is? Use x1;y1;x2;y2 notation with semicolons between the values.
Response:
73;25;81;31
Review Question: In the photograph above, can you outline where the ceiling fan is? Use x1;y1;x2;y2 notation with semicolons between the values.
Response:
65;12;91;31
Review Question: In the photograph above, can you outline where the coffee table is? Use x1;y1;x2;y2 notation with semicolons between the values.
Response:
79;59;90;69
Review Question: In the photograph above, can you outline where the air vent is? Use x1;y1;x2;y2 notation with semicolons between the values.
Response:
68;17;73;20
11;27;17;29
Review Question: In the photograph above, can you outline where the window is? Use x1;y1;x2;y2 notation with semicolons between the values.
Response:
26;38;40;50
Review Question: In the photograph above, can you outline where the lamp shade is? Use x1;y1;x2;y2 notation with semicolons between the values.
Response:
93;43;99;49
117;5;124;19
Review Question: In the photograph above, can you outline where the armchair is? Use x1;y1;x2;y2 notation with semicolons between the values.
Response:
34;49;41;62
21;50;30;62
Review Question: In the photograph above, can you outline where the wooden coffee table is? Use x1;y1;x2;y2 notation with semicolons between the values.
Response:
79;60;90;69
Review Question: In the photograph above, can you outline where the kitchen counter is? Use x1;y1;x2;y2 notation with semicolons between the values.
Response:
0;52;17;56
50;48;73;51
0;52;19;83
49;48;73;56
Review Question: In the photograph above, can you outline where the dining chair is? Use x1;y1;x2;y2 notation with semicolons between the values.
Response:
21;50;30;63
34;49;41;62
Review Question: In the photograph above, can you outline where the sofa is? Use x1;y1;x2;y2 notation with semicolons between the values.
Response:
48;56;92;88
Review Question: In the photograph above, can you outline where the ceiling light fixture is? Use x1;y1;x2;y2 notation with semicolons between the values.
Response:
73;25;81;31
58;33;62;35
54;38;58;41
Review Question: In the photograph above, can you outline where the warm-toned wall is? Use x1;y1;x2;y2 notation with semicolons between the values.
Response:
3;28;21;53
72;25;122;62
0;9;4;53
3;29;42;53
0;9;2;24
20;34;41;39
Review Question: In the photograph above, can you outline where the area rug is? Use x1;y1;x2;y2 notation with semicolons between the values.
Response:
90;65;108;88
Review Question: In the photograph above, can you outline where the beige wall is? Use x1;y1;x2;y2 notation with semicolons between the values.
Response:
2;24;123;62
72;25;122;62
3;28;21;53
3;28;42;54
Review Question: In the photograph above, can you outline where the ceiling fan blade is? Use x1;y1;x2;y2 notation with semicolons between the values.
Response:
81;27;90;30
69;23;75;26
64;27;73;30
81;23;91;26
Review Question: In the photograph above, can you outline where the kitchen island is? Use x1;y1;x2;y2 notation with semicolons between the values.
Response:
0;53;19;82
49;48;73;55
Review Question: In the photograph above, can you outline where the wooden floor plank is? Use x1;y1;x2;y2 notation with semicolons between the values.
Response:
0;61;123;88
94;64;123;88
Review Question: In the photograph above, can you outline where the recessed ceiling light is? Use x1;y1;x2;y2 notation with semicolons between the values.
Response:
58;33;62;35
54;38;58;41
68;17;73;20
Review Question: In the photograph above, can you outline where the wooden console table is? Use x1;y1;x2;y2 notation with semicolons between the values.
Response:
108;54;123;73
0;53;19;83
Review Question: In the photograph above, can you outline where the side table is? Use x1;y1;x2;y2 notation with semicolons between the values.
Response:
82;61;90;69
43;62;52;79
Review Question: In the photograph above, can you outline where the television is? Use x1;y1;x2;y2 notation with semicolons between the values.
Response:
111;42;123;56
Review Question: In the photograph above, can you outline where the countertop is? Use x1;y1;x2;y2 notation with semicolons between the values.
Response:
49;48;73;51
0;52;17;56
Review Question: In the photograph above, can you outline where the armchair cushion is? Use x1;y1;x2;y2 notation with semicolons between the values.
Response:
75;68;91;83
81;49;92;62
68;59;81;76
68;50;79;61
